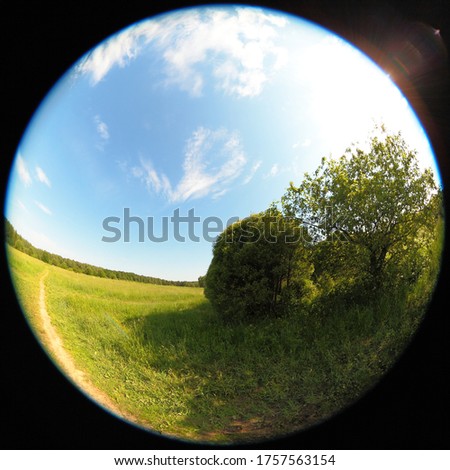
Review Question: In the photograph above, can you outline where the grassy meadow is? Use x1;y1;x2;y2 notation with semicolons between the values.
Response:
7;244;440;444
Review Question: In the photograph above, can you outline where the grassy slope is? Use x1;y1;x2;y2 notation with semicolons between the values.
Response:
7;246;49;343
7;246;436;443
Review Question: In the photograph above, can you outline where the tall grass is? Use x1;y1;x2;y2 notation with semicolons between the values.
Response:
7;246;48;337
7;246;439;443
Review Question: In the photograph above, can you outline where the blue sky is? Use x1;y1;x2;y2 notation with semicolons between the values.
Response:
5;6;441;281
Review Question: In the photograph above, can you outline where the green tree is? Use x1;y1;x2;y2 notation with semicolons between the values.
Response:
282;128;440;288
5;218;18;247
204;206;308;321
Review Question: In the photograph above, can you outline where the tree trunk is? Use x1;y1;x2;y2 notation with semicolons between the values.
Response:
369;246;388;288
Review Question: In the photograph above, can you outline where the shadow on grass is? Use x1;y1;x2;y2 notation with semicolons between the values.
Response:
122;302;318;444
118;285;430;444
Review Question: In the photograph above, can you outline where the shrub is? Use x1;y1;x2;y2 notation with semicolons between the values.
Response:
204;207;308;322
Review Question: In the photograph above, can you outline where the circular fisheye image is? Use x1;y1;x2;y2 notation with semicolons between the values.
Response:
4;5;444;444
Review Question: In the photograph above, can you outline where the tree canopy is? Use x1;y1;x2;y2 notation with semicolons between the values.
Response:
205;128;442;322
282;129;440;286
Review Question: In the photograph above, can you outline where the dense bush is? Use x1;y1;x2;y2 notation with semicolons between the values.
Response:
204;207;309;322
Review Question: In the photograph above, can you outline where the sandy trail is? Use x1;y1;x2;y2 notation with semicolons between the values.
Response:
38;271;136;423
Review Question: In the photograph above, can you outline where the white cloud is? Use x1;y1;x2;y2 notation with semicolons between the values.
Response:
34;200;52;216
76;7;288;97
132;127;247;202
35;166;51;187
161;9;288;98
212;189;229;200
94;115;110;141
264;163;279;178
132;158;171;195
243;160;262;184
94;115;110;151
17;200;28;212
76;22;159;85
16;154;32;187
292;138;312;149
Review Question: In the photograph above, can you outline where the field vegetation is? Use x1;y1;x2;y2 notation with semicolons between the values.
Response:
7;233;441;443
6;128;444;443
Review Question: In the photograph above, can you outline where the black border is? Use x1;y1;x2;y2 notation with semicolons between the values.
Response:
1;0;449;450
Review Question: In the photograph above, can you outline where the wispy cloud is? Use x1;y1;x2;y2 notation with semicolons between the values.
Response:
35;166;51;187
75;23;157;85
95;115;110;141
293;138;312;149
94;115;110;151
17;200;28;212
243;160;262;184
131;127;247;202
76;8;288;98
212;189;229;200
264;163;280;178
161;9;288;97
34;200;52;216
17;154;32;187
132;158;171;195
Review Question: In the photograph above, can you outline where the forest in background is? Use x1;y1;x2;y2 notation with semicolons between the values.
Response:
4;219;199;287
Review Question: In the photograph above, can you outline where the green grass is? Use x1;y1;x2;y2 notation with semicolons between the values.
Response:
7;246;436;444
7;245;49;338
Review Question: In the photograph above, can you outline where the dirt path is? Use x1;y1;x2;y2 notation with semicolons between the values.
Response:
38;271;137;423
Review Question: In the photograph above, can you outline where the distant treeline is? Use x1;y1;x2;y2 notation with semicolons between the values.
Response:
5;219;199;287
